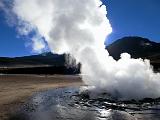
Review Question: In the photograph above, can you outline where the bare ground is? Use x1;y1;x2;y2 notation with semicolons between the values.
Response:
0;74;82;120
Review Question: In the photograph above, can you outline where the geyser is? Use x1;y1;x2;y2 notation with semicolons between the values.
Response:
2;0;160;99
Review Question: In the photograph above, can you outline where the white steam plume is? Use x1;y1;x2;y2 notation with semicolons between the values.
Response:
7;0;160;99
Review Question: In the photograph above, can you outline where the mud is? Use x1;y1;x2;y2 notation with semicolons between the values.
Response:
9;87;160;120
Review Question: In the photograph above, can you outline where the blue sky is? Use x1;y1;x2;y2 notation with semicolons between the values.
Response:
0;0;160;57
104;0;160;44
0;14;31;57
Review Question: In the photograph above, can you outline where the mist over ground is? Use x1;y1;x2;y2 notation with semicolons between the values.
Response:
1;0;160;100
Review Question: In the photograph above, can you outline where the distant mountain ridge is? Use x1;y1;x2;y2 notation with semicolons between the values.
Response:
0;53;80;74
106;36;160;71
0;36;160;74
0;52;65;67
106;36;160;60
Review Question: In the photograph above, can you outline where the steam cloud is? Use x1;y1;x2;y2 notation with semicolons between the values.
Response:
2;0;160;99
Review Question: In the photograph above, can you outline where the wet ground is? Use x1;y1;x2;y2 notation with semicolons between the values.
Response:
9;86;160;120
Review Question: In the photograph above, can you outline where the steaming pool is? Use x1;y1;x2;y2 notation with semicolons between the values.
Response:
10;86;160;120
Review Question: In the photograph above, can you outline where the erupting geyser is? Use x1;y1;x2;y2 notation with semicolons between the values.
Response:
2;0;160;99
